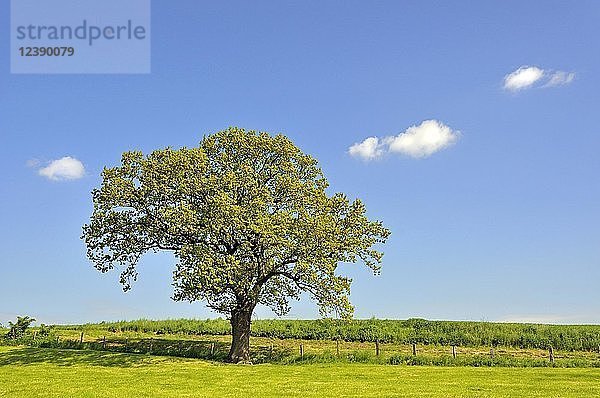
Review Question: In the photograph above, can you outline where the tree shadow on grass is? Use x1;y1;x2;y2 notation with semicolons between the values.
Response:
0;347;170;368
0;338;293;367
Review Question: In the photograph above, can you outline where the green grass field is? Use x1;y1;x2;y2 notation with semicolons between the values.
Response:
1;346;599;397
69;318;600;351
18;324;600;367
3;319;600;397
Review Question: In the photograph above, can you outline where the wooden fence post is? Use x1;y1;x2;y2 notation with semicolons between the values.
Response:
412;343;417;356
102;336;106;349
56;336;60;345
79;332;84;344
452;345;457;359
375;340;380;356
299;344;304;359
549;346;554;363
149;338;153;353
270;343;274;358
210;342;215;356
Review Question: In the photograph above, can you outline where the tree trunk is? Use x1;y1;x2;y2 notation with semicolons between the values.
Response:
228;308;253;363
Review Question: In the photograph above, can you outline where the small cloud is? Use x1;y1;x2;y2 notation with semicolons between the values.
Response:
38;156;85;181
386;120;459;158
503;66;575;91
348;137;384;160
26;158;40;168
348;120;459;161
545;70;576;87
503;66;544;91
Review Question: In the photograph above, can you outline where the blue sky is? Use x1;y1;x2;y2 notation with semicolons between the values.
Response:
1;1;599;325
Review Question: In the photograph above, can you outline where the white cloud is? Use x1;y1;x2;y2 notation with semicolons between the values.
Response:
38;156;85;181
386;120;459;158
348;120;459;161
503;66;575;91
545;70;575;87
348;137;384;160
503;66;544;91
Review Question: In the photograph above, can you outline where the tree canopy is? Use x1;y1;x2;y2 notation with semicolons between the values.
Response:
82;127;390;362
6;316;36;339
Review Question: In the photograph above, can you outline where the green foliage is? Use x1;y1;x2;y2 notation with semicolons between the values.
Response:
82;127;389;319
385;354;600;368
5;316;36;339
37;324;53;337
74;318;600;351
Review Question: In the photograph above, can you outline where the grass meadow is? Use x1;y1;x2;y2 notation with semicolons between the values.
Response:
3;319;600;397
2;346;600;398
16;318;600;367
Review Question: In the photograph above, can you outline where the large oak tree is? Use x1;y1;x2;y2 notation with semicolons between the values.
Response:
82;128;389;362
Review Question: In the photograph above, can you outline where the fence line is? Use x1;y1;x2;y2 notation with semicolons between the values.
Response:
11;334;597;367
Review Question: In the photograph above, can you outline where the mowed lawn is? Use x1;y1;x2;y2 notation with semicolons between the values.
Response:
1;347;599;398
